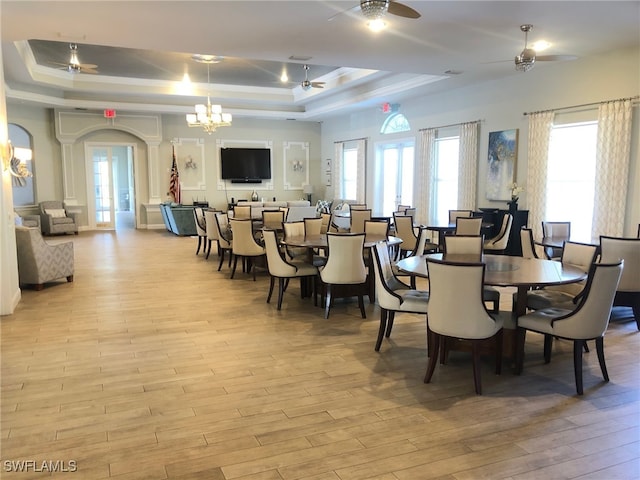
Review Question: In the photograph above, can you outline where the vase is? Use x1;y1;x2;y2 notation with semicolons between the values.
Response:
251;190;258;201
507;200;518;214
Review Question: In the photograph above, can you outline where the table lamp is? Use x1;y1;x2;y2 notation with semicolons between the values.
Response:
303;184;314;203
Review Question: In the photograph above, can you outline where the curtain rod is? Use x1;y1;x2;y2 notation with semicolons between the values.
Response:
418;119;482;132
523;95;639;116
334;136;368;144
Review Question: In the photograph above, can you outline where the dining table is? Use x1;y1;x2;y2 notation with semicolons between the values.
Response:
536;235;601;251
396;253;587;317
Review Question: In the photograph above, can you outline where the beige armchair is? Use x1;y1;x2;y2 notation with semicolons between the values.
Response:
15;226;74;290
39;201;78;235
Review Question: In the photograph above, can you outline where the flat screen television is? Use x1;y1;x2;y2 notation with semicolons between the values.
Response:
220;147;271;183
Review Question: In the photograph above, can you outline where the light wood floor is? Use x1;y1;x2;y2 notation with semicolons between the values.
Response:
2;228;639;479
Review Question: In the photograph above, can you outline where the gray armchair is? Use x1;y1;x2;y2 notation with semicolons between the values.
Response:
15;226;74;290
39;201;78;235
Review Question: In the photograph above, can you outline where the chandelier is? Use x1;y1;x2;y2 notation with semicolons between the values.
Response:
186;57;232;134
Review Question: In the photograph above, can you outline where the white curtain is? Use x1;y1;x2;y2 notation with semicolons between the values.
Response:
526;111;555;239
332;142;344;199
355;138;366;204
415;128;437;226
592;99;633;237
457;121;479;210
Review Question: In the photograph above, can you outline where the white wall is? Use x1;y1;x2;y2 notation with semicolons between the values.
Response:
320;47;640;236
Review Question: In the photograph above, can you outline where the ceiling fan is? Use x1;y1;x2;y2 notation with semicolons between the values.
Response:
300;65;325;91
51;43;99;74
515;24;577;72
329;1;421;25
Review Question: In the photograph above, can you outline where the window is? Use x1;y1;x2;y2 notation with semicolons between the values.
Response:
380;113;410;134
546;122;597;239
341;147;358;200
434;136;459;225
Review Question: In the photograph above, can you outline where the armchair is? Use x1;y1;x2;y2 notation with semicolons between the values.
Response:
15;226;74;290
39;201;78;235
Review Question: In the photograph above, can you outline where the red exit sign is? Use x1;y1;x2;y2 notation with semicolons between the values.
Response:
104;109;116;118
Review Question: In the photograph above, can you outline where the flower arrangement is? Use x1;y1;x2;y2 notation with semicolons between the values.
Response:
508;182;524;202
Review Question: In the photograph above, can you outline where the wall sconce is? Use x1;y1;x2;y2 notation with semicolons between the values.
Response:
303;184;314;203
292;159;304;172
3;141;33;182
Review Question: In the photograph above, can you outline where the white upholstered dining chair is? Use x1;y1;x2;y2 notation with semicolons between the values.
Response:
600;235;640;329
318;233;368;319
424;258;513;395
229;218;266;280
516;260;623;395
483;213;512;253
263;229;318;310
371;242;429;351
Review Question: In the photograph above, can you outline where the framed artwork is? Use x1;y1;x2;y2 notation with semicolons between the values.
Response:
486;129;518;201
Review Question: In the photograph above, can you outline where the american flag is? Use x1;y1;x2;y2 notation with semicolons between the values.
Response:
168;145;181;204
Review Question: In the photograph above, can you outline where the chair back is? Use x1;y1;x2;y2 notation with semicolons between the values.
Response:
551;261;623;339
283;221;305;239
304;217;323;236
403;208;416;220
397;204;411;213
262;210;285;230
426;259;498;339
262;229;296;277
393;214;417;252
364;219;390;237
229;219;265;256
371;242;409;310
350;209;372;233
233;204;252;219
320;212;331;234
320;233;367;284
562;241;599;272
204;210;219;242
485;213;512;250
600;236;640;292
193;207;207;236
449;209;472;224
444;235;483;255
455;216;482;236
520;227;538;259
542;221;571;238
349;204;368;211
279;206;289;222
215;212;232;248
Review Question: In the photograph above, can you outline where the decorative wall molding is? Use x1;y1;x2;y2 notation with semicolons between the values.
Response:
283;141;309;190
173;138;206;191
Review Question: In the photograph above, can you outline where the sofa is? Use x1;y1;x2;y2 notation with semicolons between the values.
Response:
231;200;318;222
15;226;74;290
159;203;197;236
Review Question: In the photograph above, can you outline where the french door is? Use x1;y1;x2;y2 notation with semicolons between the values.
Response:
373;140;414;216
86;144;135;230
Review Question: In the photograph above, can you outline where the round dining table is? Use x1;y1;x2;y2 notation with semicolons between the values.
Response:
396;253;587;316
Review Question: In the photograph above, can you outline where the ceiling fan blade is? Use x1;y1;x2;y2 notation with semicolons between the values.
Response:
388;1;421;19
311;82;325;89
80;68;99;74
536;55;578;62
77;63;98;69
